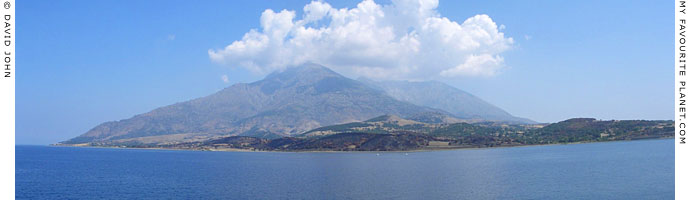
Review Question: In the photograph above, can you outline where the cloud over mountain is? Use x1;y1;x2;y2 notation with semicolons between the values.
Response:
209;0;513;79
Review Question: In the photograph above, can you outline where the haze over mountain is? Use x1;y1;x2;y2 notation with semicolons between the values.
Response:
62;64;537;145
63;64;455;144
359;78;535;124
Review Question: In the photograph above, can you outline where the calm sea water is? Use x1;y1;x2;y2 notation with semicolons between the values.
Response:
16;139;673;200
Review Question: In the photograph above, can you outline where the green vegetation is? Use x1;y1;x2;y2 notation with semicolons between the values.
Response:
303;122;373;134
151;118;673;151
525;118;673;144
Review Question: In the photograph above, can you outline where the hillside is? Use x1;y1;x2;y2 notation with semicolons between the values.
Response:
359;78;535;123
301;114;441;137
151;118;673;151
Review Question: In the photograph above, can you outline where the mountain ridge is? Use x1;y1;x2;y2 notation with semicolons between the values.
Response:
358;78;535;124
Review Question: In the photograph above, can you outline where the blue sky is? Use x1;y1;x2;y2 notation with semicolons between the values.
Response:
18;0;671;145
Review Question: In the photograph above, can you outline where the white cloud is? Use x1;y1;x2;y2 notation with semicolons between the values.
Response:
221;74;229;83
440;54;504;77
167;34;176;40
209;0;514;79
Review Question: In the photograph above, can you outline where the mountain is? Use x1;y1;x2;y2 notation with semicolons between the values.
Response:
358;78;535;124
62;64;449;144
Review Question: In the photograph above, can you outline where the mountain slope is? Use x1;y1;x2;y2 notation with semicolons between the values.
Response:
358;78;535;124
63;64;448;144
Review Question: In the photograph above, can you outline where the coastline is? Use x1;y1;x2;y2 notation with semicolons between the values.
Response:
49;136;674;153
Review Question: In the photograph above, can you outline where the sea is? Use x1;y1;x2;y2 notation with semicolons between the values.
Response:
16;139;674;199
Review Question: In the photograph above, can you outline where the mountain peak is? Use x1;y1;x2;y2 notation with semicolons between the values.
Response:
250;63;365;95
265;63;341;81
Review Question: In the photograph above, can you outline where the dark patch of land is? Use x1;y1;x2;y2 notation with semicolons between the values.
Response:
80;118;673;152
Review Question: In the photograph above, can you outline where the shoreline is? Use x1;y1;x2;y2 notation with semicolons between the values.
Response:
49;137;674;153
